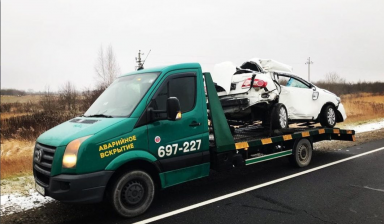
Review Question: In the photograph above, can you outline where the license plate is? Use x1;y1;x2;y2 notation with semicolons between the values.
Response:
35;182;45;196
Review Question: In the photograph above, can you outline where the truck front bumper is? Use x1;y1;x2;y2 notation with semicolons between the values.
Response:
43;171;114;203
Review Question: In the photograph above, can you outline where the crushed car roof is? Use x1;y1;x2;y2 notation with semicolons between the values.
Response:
246;58;294;74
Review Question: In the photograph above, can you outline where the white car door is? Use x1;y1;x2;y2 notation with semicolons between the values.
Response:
279;76;320;120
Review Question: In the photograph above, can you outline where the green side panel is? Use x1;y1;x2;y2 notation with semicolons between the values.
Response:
159;163;210;188
203;72;235;152
246;150;292;165
105;150;157;171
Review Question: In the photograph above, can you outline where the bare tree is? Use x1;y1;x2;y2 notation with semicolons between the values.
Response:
40;85;56;112
95;45;120;89
325;72;346;84
80;86;105;111
59;81;78;111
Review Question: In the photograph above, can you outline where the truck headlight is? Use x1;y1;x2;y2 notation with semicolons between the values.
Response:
62;135;92;169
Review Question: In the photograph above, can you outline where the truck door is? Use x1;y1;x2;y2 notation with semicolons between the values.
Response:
146;70;209;172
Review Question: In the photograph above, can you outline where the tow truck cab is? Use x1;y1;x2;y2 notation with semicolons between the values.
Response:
34;63;211;212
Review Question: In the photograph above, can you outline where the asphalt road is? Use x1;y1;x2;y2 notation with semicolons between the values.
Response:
3;139;384;224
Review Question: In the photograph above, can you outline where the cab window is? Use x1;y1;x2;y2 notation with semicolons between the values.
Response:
151;74;196;119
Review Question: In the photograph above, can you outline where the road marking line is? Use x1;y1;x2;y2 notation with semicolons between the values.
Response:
134;147;384;224
350;184;384;193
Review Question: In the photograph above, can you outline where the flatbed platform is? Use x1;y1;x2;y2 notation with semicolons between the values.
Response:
210;124;355;150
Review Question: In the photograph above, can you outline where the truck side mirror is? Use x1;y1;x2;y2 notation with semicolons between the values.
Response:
167;97;182;121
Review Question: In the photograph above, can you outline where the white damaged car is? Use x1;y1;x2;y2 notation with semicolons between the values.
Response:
211;58;347;129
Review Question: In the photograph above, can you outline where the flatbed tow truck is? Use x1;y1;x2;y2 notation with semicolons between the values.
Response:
33;63;355;218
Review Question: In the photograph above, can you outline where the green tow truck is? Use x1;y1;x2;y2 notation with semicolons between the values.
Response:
33;63;355;217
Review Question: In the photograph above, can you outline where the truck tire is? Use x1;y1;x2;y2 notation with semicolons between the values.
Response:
271;103;288;129
320;105;336;128
110;170;155;218
289;138;312;168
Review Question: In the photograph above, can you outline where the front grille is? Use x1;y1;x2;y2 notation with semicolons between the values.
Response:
33;143;57;187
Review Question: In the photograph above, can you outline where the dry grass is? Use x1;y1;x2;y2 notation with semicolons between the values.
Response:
0;140;34;179
0;95;42;104
341;93;384;124
1;112;32;120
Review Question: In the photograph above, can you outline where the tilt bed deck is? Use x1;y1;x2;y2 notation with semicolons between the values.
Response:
209;124;355;167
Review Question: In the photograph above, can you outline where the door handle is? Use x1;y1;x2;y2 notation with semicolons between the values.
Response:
189;121;201;127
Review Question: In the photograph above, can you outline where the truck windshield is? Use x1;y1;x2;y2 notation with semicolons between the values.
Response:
84;72;159;117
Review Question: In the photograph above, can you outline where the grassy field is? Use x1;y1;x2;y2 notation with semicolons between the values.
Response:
341;93;384;124
0;140;34;179
0;95;43;104
0;92;383;179
1;112;32;119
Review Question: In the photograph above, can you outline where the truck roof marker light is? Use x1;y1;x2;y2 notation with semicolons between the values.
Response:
176;112;182;120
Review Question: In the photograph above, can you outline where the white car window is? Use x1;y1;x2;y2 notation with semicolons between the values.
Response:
287;78;309;89
278;76;290;86
279;76;310;89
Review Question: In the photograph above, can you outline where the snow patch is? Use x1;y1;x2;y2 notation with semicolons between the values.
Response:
345;119;384;133
0;189;54;216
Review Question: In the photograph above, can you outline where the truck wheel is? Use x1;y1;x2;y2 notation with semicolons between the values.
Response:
289;138;312;168
272;103;288;129
110;170;155;218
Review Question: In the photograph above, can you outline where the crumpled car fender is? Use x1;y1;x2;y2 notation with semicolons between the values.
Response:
211;61;237;94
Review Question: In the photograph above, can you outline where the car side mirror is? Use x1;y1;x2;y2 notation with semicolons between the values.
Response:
312;91;319;100
167;97;182;121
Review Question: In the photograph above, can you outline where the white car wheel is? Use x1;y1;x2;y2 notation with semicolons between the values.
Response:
279;107;288;128
272;103;288;129
320;105;336;128
327;107;336;126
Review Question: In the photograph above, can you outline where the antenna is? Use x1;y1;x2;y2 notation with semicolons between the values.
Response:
141;49;151;68
135;50;151;70
135;50;144;70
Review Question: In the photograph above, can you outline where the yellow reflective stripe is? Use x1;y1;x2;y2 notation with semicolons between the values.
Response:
283;135;292;141
235;142;249;150
333;129;340;134
318;129;325;134
261;138;272;145
302;132;310;137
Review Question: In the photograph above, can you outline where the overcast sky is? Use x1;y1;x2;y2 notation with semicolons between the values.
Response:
2;0;384;92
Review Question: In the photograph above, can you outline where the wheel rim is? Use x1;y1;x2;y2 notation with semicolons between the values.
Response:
279;107;287;128
297;144;309;163
121;180;145;207
327;107;336;125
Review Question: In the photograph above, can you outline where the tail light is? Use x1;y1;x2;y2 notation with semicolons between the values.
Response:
241;78;267;88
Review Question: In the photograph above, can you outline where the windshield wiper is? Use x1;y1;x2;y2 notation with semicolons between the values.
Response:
85;114;113;118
